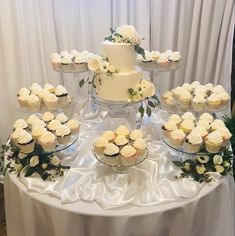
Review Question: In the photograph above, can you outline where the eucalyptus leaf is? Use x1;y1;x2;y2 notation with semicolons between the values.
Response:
148;100;155;108
79;79;85;88
146;106;152;117
173;161;183;167
138;105;145;117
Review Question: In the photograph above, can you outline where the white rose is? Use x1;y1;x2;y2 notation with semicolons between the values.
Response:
30;155;39;167
108;64;116;73
42;163;48;169
116;25;140;44
114;35;122;43
100;61;109;73
14;163;23;173
183;162;191;171
196;165;206;174
50;155;60;166
18;153;27;159
141;80;155;98
213;155;223;165
131;93;142;102
214;165;225;173
196;155;209;164
88;56;102;72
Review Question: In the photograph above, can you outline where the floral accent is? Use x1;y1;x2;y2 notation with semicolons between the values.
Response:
4;142;70;181
105;25;145;58
173;148;234;183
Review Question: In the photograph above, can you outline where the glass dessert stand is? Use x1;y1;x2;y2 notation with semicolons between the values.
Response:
52;63;88;73
94;149;148;174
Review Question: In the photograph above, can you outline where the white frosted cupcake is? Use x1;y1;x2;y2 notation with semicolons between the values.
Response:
26;114;41;126
192;125;208;138
162;50;173;59
169;51;181;62
181;112;196;122
211;85;225;94
179;120;195;134
18;132;35;154
191;81;200;89
120;145;137;158
115;125;129;137
192;95;206;112
17;87;30;97
74;54;87;70
102;130;116;142
205;131;223;153
30;83;42;95
129;129;143;141
37;89;51;101
219;92;230;106
168;114;182;125
207;93;221;111
55;125;71;144
55;85;69;106
218;127;232;147
178;90;192;109
210;119;226;131
43;83;55;93
13;119;28;130
182;83;193;93
38;131;57;152
150;50;160;61
196;119;210;131
55;113;68;124
43;94;58;111
51;53;61;70
164;96;175;109
156;55;169;65
27;94;41;112
31;119;46;128
172;87;185;100
11;128;28;146
31;125;47;141
114;135;128;147
162;121;178;138
18;94;30;108
66;119;80;134
133;138;147;155
169;129;186;147
103;143;119;157
184;132;203;153
61;55;73;71
94;136;109;153
161;91;173;100
47;119;61;132
199;113;214;124
41;112;55;123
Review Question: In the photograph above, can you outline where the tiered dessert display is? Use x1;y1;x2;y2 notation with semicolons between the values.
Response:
4;25;233;181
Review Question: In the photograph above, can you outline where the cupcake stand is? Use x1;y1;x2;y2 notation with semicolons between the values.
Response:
3;61;234;236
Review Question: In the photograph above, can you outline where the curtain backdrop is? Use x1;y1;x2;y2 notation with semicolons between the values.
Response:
0;0;234;142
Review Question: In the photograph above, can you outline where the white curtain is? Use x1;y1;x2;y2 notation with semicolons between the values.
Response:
0;0;234;142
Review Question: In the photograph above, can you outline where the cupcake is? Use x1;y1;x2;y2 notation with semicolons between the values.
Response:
17;87;30;96
162;121;178;138
205;83;214;91
191;81;200;89
11;128;28;146
103;143;119;157
192;125;208;138
27;94;41;112
66;119;80;134
55;85;68;106
26;114;41;126
194;85;208;96
156;55;169;65
37;89;51;101
180;120;195;134
55;113;68;124
184;132;203;153
55;125;71;144
207;93;221;111
169;51;181;62
18;94;30;108
196;119;210;130
13;119;28;130
181;112;196;122
182;83;193;93
74;54;87;71
61;55;73;71
162;50;173;59
50;53;61;70
31;119;46;128
210;119;226;131
43;94;58;111
211;85;225;94
219;92;230;106
47;119;61;132
120;145;137;158
168;114;182;125
161;91;173;100
30;83;42;95
164;96;175;109
172;87;186;100
18;132;35;154
38;131;57;152
133;138;147;155
114;135;128;147
41;112;54;123
150;51;160;61
169;129;186;147
94;136;109;153
115;125;129;137
31;125;47;141
102;130;116;142
129;129;143;141
43;83;55;93
191;95;206;112
178;90;192;109
205;131;223;153
199;113;214;124
218;127;232;147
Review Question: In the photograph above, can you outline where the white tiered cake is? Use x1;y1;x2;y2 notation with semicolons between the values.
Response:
95;41;142;101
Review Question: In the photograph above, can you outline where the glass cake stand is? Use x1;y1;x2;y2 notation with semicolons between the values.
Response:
52;63;88;73
94;149;148;174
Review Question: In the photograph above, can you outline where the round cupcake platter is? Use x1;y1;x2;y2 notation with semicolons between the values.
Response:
93;148;148;174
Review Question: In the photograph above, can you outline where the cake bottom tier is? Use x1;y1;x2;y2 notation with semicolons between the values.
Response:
94;68;142;101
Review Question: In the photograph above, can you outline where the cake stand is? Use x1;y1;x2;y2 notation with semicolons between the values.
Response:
94;149;148;174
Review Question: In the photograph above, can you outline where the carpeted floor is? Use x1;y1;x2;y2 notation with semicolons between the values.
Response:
0;184;7;236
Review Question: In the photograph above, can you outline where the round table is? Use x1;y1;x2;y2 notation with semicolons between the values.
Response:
4;173;234;236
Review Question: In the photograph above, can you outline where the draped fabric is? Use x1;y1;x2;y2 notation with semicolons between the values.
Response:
0;0;234;141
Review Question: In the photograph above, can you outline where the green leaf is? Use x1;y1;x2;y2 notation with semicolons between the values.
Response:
146;106;152;117
139;105;145;117
148;100;155;108
25;167;35;177
128;88;134;95
104;35;113;41
134;45;145;58
79;79;85;88
173;161;183;167
110;27;115;34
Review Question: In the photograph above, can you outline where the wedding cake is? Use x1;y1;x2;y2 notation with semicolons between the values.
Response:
88;25;154;102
